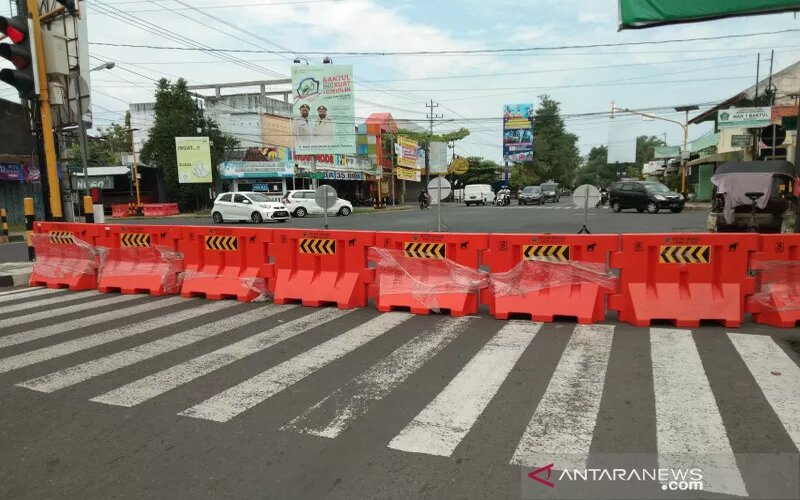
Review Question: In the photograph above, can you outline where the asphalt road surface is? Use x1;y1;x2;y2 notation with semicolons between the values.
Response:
1;287;799;499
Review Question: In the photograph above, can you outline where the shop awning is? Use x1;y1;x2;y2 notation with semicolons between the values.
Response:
686;150;742;167
86;166;130;176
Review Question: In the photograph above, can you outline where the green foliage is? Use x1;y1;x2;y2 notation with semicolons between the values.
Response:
69;123;131;167
524;95;580;187
396;127;471;147
576;146;617;187
140;78;239;210
633;135;666;178
509;163;540;191
450;156;499;186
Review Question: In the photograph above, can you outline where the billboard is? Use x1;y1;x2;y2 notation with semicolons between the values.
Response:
218;160;294;179
503;104;534;162
291;64;355;155
619;0;800;29
397;136;419;168
429;141;449;174
175;137;212;183
261;114;293;149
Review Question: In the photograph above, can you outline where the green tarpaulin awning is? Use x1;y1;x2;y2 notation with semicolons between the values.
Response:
619;0;800;29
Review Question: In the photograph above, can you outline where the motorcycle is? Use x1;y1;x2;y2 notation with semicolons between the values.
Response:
596;190;609;207
496;191;511;207
419;195;431;210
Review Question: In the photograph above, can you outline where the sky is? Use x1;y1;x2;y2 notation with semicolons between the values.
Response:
2;0;800;163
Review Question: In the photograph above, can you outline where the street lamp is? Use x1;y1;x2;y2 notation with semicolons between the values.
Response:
616;104;698;195
75;61;115;199
323;56;333;64
293;57;309;65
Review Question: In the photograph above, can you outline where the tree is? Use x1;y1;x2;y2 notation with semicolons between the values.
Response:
69;123;131;168
449;156;499;186
525;95;580;187
633;135;666;178
140;78;239;210
509;163;540;191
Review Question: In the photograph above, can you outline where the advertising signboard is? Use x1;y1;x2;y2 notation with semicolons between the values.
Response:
397;136;419;168
291;64;355;155
261;114;293;149
503;104;534;162
218;160;294;179
175;137;213;183
718;107;773;129
429;141;449;174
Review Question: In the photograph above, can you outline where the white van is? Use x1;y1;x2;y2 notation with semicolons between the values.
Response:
464;184;495;206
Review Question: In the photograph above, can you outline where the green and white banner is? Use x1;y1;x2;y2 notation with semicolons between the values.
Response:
717;107;773;129
619;0;800;29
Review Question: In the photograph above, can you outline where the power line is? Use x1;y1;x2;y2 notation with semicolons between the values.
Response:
87;28;800;55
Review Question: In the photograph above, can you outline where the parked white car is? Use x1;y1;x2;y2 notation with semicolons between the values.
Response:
464;184;496;206
282;189;353;218
211;192;290;224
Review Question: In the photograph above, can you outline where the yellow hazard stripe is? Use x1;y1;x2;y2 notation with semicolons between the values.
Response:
403;242;446;259
120;233;151;247
523;244;570;262
299;238;336;255
659;245;711;264
204;235;238;251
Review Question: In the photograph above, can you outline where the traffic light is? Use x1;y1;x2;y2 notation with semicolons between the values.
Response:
0;14;37;98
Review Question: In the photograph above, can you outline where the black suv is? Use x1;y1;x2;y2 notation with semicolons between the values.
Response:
518;185;545;205
609;181;685;214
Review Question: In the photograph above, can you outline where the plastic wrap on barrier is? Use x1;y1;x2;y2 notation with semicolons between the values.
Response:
749;261;800;312
181;270;271;302
489;259;617;298
369;247;488;314
97;245;184;295
30;233;101;290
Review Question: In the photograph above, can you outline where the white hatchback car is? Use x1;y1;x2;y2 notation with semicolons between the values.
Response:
211;192;290;224
282;189;353;218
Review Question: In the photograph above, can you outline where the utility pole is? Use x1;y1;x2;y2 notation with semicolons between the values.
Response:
768;49;777;160
753;53;761;160
425;99;442;186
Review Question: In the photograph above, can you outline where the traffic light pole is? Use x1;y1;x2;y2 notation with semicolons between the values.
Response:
27;0;62;220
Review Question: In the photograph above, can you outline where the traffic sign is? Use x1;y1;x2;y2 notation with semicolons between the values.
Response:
427;176;451;202
572;184;601;209
314;184;337;210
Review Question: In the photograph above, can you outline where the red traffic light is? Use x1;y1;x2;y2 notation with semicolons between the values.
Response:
0;15;27;44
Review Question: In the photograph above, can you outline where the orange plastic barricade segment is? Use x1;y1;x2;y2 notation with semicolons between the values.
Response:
271;229;374;309
95;225;184;296
371;232;489;316
483;234;619;323
28;222;102;290
747;234;800;328
179;226;273;302
608;234;757;328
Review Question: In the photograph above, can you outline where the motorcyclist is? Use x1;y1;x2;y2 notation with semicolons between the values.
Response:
418;190;430;209
597;186;609;207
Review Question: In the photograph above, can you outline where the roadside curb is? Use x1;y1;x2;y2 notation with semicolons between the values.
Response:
0;235;25;244
0;263;32;288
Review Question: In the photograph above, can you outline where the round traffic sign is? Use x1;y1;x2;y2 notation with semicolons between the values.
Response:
450;157;469;175
314;185;338;209
572;184;601;209
427;176;452;202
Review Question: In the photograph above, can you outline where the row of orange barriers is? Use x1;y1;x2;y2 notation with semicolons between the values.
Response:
27;222;800;328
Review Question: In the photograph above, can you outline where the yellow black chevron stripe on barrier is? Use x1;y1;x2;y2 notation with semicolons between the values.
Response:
49;231;74;245
205;235;238;251
523;244;570;262
299;238;336;255
120;233;151;248
659;245;711;264
404;242;446;259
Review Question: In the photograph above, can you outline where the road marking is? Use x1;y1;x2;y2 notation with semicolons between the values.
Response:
0;300;235;373
650;328;747;497
388;321;539;457
510;324;614;470
179;312;412;423
15;304;295;393
0;290;96;315
283;316;471;438
90;308;351;407
0;295;155;348
728;333;800;452
0;287;61;302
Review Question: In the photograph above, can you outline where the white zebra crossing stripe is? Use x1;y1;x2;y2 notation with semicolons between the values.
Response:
0;295;168;349
179;312;412;423
0;300;235;374
388;321;539;457
510;324;614;470
0;290;96;315
728;333;800;452
15;303;295;393
0;287;61;303
90;308;351;407
650;328;748;497
283;316;472;438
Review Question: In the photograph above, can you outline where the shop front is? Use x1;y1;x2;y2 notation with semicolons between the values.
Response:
218;160;294;199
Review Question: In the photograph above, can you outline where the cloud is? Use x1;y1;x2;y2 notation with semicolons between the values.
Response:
577;11;614;24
